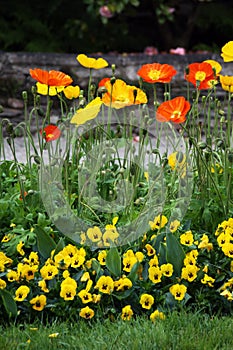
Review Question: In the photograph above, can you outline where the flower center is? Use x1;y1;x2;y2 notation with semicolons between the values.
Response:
148;69;161;80
195;71;206;81
171;110;181;119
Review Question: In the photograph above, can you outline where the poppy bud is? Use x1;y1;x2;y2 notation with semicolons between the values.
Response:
204;150;211;161
6;122;14;135
202;95;206;103
22;91;28;101
98;86;108;95
33;156;41;164
216;139;225;149
220;116;225;123
111;64;116;75
192;90;197;99
110;76;116;85
31;86;37;95
152;148;160;154
36;95;41;106
37;108;45;117
198;141;207;149
218;109;225;116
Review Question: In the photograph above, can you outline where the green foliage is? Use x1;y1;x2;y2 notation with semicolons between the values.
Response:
106;247;122;277
166;232;185;277
0;290;17;318
0;0;232;52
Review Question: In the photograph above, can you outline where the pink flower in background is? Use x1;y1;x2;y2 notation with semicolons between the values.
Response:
168;7;175;14
144;46;158;56
169;47;186;55
99;6;113;18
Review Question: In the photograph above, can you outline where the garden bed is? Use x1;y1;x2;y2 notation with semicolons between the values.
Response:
0;44;233;324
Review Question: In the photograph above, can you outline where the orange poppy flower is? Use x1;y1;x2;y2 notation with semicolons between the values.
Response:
137;63;177;83
30;68;73;87
156;96;190;124
40;125;61;142
184;62;215;90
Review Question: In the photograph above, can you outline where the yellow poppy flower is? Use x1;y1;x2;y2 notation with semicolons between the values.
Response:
63;85;80;99
36;82;64;96
102;79;147;109
77;54;108;69
204;60;222;75
219;75;233;93
221;41;233;62
70;97;102;126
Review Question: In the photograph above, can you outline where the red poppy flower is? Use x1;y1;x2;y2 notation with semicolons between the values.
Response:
184;62;215;89
98;77;110;87
137;63;177;83
19;191;28;201
40;125;61;142
30;68;73;87
156;96;190;124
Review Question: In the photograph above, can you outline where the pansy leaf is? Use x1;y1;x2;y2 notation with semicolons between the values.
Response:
106;247;121;277
53;237;66;256
0;289;17;317
166;232;185;276
127;261;140;283
112;289;134;300
34;225;56;259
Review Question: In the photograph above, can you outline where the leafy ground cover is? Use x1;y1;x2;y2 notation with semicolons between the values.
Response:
0;41;232;326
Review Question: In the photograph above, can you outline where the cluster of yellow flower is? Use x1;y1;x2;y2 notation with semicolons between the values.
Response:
1;215;233;320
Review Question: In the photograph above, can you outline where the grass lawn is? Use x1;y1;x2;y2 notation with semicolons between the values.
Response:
1;311;233;350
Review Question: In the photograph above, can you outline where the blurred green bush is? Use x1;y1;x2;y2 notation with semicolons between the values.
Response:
0;0;232;53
